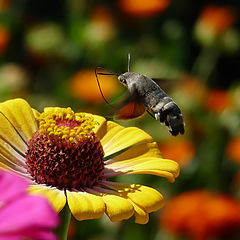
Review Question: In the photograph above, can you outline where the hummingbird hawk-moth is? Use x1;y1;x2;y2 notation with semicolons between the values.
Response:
95;54;185;136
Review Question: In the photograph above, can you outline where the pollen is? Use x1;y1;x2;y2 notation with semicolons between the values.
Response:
26;107;105;190
37;107;97;144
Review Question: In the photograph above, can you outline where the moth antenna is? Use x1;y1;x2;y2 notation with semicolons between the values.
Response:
127;53;131;72
0;111;28;146
94;67;116;108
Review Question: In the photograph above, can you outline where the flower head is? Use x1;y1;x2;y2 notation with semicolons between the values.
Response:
25;23;65;59
160;190;240;240
26;107;105;189
69;69;120;104
172;75;208;112
194;5;236;47
0;63;29;94
0;98;179;224
0;25;9;54
0;169;59;240
85;6;116;44
118;0;170;18
158;138;195;167
205;90;232;113
226;136;240;164
198;5;236;35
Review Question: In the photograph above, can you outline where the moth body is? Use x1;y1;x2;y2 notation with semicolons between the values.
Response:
118;72;184;136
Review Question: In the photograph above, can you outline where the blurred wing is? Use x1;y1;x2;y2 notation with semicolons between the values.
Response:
117;101;146;119
151;78;178;92
116;91;146;120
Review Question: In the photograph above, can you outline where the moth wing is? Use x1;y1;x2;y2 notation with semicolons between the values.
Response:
151;78;178;92
116;91;146;120
117;101;146;119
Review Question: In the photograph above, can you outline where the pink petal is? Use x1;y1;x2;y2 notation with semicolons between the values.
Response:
0;231;57;240
0;170;28;202
0;237;21;240
15;230;57;240
0;195;59;236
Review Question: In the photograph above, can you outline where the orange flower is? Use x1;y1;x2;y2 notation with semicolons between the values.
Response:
158;139;195;167
205;90;232;113
234;171;240;186
199;5;236;35
0;25;9;54
226;136;240;164
118;0;170;18
173;75;208;110
179;76;207;100
161;190;240;240
69;69;120;104
92;6;113;23
85;6;116;43
194;5;236;47
0;0;10;12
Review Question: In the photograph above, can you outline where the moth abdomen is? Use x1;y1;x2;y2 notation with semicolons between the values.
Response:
154;100;184;136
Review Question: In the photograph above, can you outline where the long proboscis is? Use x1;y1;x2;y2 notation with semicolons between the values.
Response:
94;67;119;107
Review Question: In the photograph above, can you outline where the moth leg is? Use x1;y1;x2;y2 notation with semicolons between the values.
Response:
154;112;160;120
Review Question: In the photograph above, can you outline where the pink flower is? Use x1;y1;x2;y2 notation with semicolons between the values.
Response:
0;170;59;240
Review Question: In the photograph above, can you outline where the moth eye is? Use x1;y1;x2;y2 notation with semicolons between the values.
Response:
118;75;127;85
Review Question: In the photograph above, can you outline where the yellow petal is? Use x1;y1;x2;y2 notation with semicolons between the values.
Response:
42;107;62;114
130;201;149;224
97;121;123;141
105;142;180;182
0;162;24;174
0;137;26;168
101;121;153;157
128;170;179;183
106;142;162;167
32;108;40;118
109;183;165;213
0;160;26;174
0;162;11;170
28;185;66;212
0;98;38;153
67;191;105;221
123;159;180;182
88;114;107;135
100;193;134;222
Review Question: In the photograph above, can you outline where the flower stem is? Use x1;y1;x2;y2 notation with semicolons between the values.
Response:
59;203;71;240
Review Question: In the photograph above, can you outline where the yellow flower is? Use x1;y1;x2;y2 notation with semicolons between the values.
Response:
0;98;179;224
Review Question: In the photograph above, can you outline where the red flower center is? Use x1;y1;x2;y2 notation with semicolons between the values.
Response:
26;108;105;191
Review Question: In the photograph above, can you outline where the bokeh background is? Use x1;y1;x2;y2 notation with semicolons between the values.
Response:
1;0;240;239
